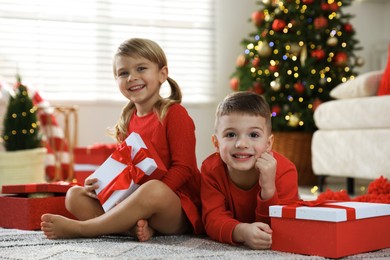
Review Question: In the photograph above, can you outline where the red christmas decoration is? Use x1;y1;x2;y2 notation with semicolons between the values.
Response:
294;82;305;93
271;105;281;115
321;3;339;12
252;57;260;67
317;176;390;204
344;23;354;33
253;81;264;94
302;0;314;4
251;11;265;26
272;19;286;32
311;49;326;60
314;16;328;29
334;52;348;66
312;98;322;111
236;54;247;67
230;77;239;91
269;64;279;72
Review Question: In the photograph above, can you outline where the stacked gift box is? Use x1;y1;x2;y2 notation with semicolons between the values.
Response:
0;182;75;230
73;144;116;185
270;200;390;258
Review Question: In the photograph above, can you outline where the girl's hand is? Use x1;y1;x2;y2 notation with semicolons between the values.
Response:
255;152;276;200
233;222;272;250
84;177;99;199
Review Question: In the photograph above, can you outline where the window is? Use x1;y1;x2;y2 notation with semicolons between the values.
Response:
0;0;215;103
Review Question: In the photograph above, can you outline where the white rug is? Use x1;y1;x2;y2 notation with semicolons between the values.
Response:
0;228;389;260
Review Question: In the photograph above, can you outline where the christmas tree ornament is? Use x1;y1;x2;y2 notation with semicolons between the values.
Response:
311;49;326;60
257;41;272;57
270;78;281;91
272;19;286;32
236;54;247;67
288;43;302;56
287;113;300;127
314;16;328;30
230;77;239;91
252;81;264;94
252;56;261;67
251;11;265;26
327;36;338;46
334;52;348;66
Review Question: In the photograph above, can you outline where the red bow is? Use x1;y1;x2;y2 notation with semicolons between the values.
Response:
281;198;356;221
97;142;150;205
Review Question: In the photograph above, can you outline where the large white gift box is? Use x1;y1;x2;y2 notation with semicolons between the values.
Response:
269;201;390;258
89;132;167;211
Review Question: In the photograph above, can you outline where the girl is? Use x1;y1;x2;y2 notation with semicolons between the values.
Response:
41;38;204;241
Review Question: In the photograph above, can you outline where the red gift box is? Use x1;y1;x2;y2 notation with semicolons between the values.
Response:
89;132;167;212
0;183;75;230
73;144;116;185
269;201;390;258
73;144;116;165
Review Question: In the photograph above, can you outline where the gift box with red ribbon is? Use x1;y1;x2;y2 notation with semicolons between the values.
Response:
0;182;75;230
88;132;167;212
269;201;390;258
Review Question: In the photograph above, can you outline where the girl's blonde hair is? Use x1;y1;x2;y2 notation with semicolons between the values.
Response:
112;38;182;142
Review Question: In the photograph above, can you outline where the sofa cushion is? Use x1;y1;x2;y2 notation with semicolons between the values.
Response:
377;44;390;95
314;95;390;130
330;70;383;99
312;129;390;179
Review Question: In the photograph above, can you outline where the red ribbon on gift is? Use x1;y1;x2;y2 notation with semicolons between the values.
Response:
281;198;356;221
97;142;151;205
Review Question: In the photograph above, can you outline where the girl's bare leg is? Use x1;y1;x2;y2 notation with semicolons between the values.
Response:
65;186;105;220
41;180;189;239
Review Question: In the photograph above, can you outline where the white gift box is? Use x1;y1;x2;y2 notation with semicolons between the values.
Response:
89;132;166;212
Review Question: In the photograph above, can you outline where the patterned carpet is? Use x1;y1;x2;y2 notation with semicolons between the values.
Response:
0;228;389;260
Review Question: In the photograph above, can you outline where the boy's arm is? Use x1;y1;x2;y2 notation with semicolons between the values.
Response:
200;161;239;245
255;153;299;223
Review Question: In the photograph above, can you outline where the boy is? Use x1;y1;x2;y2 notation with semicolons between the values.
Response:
201;91;299;250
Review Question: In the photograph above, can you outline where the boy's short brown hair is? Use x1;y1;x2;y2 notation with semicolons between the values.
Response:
215;91;272;133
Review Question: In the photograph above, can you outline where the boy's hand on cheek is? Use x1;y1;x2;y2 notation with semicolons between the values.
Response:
256;152;276;200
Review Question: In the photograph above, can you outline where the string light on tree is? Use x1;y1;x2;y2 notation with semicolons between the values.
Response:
230;0;362;132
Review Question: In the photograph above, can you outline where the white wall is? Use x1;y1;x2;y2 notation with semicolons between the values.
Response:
1;0;389;166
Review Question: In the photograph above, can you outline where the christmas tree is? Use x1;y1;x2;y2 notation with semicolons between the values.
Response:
2;76;42;151
230;0;362;132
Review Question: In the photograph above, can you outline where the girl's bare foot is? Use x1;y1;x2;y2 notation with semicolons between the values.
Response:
41;214;85;239
136;219;155;242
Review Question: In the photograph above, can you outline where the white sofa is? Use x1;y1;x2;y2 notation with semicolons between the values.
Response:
311;70;390;194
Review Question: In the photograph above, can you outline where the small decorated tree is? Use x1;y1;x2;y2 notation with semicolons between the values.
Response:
2;76;42;151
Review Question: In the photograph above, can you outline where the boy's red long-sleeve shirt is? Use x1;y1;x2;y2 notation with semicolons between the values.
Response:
129;103;204;234
200;152;299;244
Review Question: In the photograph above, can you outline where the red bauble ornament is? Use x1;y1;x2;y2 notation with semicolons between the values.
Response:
321;3;329;11
272;19;286;32
253;81;264;94
302;0;314;4
236;54;247;67
252;57;260;67
328;3;339;11
269;65;278;72
344;23;353;33
251;11;265;26
312;98;322;111
271;105;281;115
311;49;326;60
230;77;239;91
314;16;328;29
294;82;305;93
334;52;348;66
